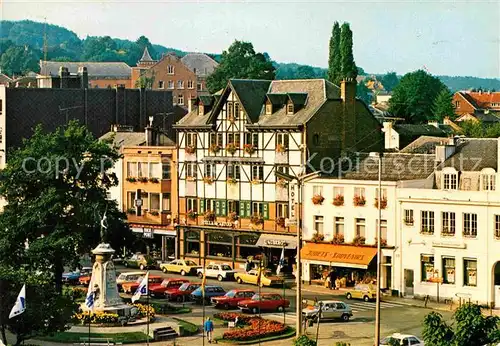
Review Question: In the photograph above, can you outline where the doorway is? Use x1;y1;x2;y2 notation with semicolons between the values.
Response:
493;262;500;308
404;269;414;296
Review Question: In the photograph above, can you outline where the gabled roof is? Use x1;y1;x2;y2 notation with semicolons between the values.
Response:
229;79;272;122
139;47;154;62
266;93;288;105
439;138;498;171
40;61;131;78
458;91;500;109
181;53;219;76
288;93;308;106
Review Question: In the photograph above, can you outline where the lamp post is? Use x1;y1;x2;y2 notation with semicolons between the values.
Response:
370;152;382;346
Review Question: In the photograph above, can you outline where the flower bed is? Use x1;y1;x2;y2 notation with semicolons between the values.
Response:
215;313;287;342
133;303;155;319
73;311;120;325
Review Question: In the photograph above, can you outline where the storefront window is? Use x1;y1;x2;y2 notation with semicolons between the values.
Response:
185;231;200;256
464;259;477;286
421;254;434;282
442;257;455;284
207;232;233;258
237;234;259;259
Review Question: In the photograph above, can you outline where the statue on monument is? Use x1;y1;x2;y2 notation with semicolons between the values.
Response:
99;207;108;244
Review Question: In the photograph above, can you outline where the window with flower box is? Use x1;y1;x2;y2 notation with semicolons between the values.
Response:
353;187;366;206
314;216;324;236
149;193;160;211
204;163;216;179
137;162;148;178
333;187;344;206
441;212;456;236
464;259;477;286
186;162;197;179
334;217;344;236
244;133;259;148
186;198;198;213
149;163;161;179
276;133;289;150
404;209;414;225
186;133;197;147
355;218;366;238
227;164;240;180
463;213;477;238
377;219;388;241
442;257;455;284
227;133;240;146
252;165;264;181
162;193;171;211
421;211;435;234
421;254;434;282
127;162;137;177
277;203;288;218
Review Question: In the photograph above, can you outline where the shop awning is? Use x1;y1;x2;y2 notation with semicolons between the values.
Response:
255;234;297;249
301;243;377;269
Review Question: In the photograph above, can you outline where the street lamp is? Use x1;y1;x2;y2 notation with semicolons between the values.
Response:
275;170;319;336
369;151;383;346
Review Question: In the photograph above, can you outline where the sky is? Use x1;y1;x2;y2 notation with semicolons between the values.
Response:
2;0;500;78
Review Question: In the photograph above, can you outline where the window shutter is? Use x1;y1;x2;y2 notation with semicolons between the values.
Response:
221;200;227;216
200;199;205;213
246;201;251;217
263;203;269;220
216;200;221;216
240;201;246;218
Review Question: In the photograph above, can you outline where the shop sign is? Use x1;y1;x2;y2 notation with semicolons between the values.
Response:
203;220;234;228
432;241;466;249
265;239;288;247
143;228;154;239
289;181;297;219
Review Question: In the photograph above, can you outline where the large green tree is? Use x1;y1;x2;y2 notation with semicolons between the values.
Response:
0;121;131;293
206;40;275;93
422;304;499;346
0;45;40;75
381;72;399;92
327;22;341;85
432;88;455;121
340;23;357;80
388;69;447;123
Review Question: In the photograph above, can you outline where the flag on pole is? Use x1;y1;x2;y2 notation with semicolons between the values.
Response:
276;247;285;275
85;283;95;310
132;272;149;303
9;284;26;319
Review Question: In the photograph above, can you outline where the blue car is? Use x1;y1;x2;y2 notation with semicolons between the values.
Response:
191;285;226;304
62;271;81;285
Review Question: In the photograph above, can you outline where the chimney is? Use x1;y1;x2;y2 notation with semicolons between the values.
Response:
341;78;357;152
188;97;196;114
145;126;157;146
78;66;88;89
382;121;395;149
435;142;456;164
59;67;69;89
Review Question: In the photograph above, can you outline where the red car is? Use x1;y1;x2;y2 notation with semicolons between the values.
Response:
165;282;201;302
238;293;290;314
212;289;256;309
149;278;189;298
122;275;163;294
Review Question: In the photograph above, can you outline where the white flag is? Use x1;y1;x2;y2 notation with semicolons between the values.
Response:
131;272;149;303
85;283;95;310
9;284;26;319
276;247;285;275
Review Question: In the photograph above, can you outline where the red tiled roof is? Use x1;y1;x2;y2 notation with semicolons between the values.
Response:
459;92;500;109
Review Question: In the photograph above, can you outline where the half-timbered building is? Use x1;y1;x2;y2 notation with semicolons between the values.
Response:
173;78;381;271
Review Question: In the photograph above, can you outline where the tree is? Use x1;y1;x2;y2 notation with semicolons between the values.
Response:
357;81;372;105
327;22;342;85
0;121;130;294
422;304;499;346
0;45;40;75
432;88;455;121
340;23;357;80
295;65;316;79
381;72;399;92
388;70;447;123
206;40;275;93
135;75;155;89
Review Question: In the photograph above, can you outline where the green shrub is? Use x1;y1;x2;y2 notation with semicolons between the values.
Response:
293;335;316;346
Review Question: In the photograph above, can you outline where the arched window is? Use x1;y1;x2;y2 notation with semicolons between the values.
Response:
480;168;496;191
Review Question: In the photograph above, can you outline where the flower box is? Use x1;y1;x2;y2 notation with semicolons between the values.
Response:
332;194;344;206
148;177;159;184
311;232;324;243
375;237;387;247
187;176;196;182
352;235;366;246
276;179;287;188
244;144;255;154
138;176;148;183
204;210;216;221
209;144;221;154
126;177;137;183
203;176;214;185
403;218;414;226
226;143;238;155
331;233;344;244
312;194;325;205
187;210;197;220
353;195;366;206
227;212;238;222
374;197;387;209
275;143;286;153
250;214;263;226
276;217;286;227
420;228;434;235
150;210;159;216
185;145;196;154
227;177;237;185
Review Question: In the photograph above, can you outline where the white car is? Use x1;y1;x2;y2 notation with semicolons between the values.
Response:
380;333;424;346
197;263;237;281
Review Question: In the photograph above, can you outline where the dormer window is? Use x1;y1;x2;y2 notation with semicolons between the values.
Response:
287;103;294;115
443;168;458;190
481;168;496;191
265;102;272;115
198;104;204;116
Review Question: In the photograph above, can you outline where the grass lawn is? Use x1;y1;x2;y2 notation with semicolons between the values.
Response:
216;326;296;345
37;331;148;344
172;317;199;336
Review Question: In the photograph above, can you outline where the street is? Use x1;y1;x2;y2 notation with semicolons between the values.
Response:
116;265;454;345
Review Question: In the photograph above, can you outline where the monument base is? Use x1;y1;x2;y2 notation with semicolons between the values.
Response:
81;303;134;317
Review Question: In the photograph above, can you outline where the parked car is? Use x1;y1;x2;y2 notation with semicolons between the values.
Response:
62;267;92;285
160;259;202;276
190;285;226;304
149;278;189;298
380;333;424;345
197;263;237;282
165;282;201;302
123;254;155;270
302;300;353;322
122;275;163;294
346;284;377;302
238;293;290;314
116;271;145;292
212;289;256;309
234;269;283;287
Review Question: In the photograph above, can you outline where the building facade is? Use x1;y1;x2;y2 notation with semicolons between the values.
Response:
174;78;381;270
